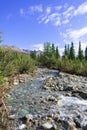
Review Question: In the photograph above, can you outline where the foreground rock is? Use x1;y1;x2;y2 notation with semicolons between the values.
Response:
42;72;87;99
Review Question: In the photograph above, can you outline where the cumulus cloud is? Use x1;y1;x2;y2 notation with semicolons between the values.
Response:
60;27;87;55
67;27;87;39
74;2;87;16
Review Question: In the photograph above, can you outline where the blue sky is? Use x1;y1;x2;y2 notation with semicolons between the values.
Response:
0;0;87;54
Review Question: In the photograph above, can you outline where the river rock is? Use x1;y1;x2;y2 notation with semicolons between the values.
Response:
19;124;26;130
26;114;33;122
74;115;83;128
42;122;53;129
8;114;15;120
47;95;57;102
58;120;77;130
78;91;87;99
82;124;87;130
13;79;19;85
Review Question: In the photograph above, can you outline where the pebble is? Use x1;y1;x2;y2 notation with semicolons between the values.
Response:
42;122;53;129
19;124;26;130
26;114;33;122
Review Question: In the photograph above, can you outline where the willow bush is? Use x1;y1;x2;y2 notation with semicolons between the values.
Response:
0;47;36;77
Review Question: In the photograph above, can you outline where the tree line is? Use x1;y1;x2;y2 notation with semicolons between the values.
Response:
30;42;87;77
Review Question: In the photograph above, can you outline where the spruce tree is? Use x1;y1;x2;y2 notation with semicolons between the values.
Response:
67;44;70;56
55;46;60;59
30;50;36;60
44;42;52;57
69;42;75;60
52;43;55;55
78;41;84;60
85;46;87;60
63;44;68;57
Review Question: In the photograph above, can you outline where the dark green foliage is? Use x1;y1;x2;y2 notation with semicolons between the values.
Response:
52;43;55;55
38;42;60;68
63;45;68;57
78;41;84;60
44;42;52;57
55;46;60;59
30;50;36;60
0;47;36;77
63;44;70;58
85;46;87;60
38;41;87;77
69;42;75;60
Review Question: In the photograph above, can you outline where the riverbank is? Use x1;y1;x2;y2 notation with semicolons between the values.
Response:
0;69;38;130
0;68;87;130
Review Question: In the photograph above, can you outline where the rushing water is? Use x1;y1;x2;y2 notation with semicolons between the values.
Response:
6;69;87;129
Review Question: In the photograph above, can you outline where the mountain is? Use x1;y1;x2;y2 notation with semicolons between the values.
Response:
0;45;42;55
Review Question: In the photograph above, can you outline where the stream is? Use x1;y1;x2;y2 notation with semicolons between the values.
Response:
6;68;87;130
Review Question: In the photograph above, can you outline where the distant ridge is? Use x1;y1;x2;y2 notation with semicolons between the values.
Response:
0;45;42;55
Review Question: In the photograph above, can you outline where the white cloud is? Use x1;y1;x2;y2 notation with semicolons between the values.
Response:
32;44;43;51
74;41;87;55
67;27;87;39
54;5;62;11
80;42;87;52
20;8;24;16
38;12;61;26
38;5;75;26
46;7;51;14
44;18;50;24
59;47;64;56
29;5;43;13
49;13;61;26
74;2;87;16
19;2;87;26
62;19;69;24
38;15;47;23
63;6;74;19
61;27;87;55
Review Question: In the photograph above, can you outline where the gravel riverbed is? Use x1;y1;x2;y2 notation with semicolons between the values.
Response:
6;68;87;130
